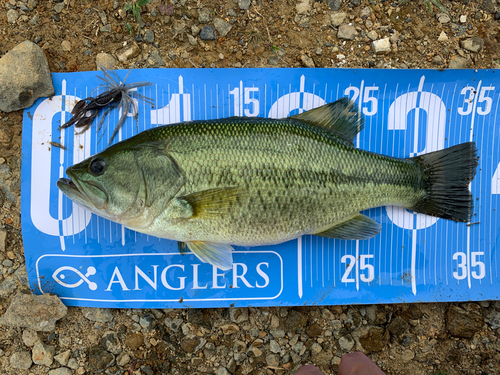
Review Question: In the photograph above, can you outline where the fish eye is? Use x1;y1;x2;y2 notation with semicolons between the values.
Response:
89;158;106;176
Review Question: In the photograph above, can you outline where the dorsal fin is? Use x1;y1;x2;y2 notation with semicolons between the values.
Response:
290;98;364;144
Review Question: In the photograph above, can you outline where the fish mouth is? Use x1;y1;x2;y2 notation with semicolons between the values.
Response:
57;172;106;210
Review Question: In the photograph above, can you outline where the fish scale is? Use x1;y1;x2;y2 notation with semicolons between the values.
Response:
58;98;478;270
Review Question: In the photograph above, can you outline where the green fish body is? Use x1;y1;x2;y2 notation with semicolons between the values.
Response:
58;99;478;270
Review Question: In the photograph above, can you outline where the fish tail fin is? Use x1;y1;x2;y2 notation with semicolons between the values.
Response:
409;142;478;222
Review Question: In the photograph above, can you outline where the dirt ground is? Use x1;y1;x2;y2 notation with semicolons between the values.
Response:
0;0;500;374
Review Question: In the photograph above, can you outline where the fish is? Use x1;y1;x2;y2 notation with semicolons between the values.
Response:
57;98;478;270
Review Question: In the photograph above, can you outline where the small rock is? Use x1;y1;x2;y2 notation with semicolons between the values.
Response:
313;351;333;367
48;368;72;375
238;0;250;10
180;335;206;353
61;40;71;52
389;31;400;43
230;308;249;324
200;25;216;40
147;49;165;67
339;335;355;351
191;24;200;36
54;350;71;366
10;351;32;370
446;305;483;338
215;368;231;375
327;0;342;11
460;15;467;23
460;37;484;53
360;6;371;18
266;353;280;367
15;266;29;286
0;293;67;331
387;317;408;336
221;323;240;335
0;230;6;251
367;30;378;41
372;38;391;53
337;24;358;40
354;325;388;353
187;34;197;45
286;310;308;331
448;56;470;69
214;18;232;38
96;53;116;70
125;332;143;349
164;317;183;332
330;13;346;27
22;328;40;347
311;342;322;355
485;310;500;329
0;41;54;112
438;31;448;42
298;16;310;28
300;54;315;68
7;9;19;23
437;13;451;23
67;358;79;370
115;43;140;62
139;312;156;329
82;308;113;323
143;29;155;43
32;341;55;366
198;8;212;23
54;3;64;13
116;352;130;366
306;323;322;337
296;0;310;14
88;348;115;372
432;55;444;66
98;10;107;25
0;276;17;298
101;331;122;355
247;346;263;357
270;340;281;353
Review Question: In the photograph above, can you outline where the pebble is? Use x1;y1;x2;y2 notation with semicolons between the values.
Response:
372;38;391;53
437;13;451;23
360;6;371;19
82;307;113;323
101;331;122;354
0;41;55;112
438;31;448;42
165;317;184;332
143;29;155;43
300;54;315;68
446;305;483;338
61;40;71;52
387;317;408;336
48;368;72;375
22;328;40;347
54;350;71;366
187;34;197;45
198;8;212;23
330;12;346;27
0;292;67;331
180;334;206;353
215;367;231;375
449;55;471;69
54;3;64;13
460;15;467;23
337;24;358;40
269;339;281;353
214;18;232;38
339;335;355;351
88;348;115;372
10;351;32;369
311;342;322;355
96;53;116;70
125;332;143;349
327;0;342;11
0;276;17;297
367;30;378;41
221;323;240;335
139;312;156;328
200;25;216;40
485;310;500;329
247;346;263;357
115;43;140;62
67;358;79;369
460;37;484;52
432;55;444;65
116;352;130;366
354;325;388;353
266;353;280;367
100;24;111;33
296;0;311;15
7;9;19;23
32;341;55;366
98;10;107;25
238;0;250;10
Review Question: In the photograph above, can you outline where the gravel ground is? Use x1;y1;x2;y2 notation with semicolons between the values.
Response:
1;0;500;374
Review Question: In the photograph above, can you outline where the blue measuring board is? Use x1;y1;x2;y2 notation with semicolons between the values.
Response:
21;68;500;308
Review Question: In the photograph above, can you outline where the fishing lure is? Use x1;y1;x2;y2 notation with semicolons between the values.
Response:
59;65;154;146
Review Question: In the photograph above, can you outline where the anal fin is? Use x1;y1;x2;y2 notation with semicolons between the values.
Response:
314;213;381;240
186;241;234;270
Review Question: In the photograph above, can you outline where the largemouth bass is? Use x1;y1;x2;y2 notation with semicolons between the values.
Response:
57;98;478;270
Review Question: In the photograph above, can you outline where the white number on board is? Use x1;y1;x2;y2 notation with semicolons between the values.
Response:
341;254;375;283
453;252;485;281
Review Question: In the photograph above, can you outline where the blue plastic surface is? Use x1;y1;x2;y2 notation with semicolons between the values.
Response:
21;68;500;308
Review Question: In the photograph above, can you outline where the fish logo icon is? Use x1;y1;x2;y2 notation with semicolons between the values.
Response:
52;266;98;291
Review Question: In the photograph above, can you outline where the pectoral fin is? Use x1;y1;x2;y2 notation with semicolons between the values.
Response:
186;241;234;270
181;187;245;219
314;213;381;240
